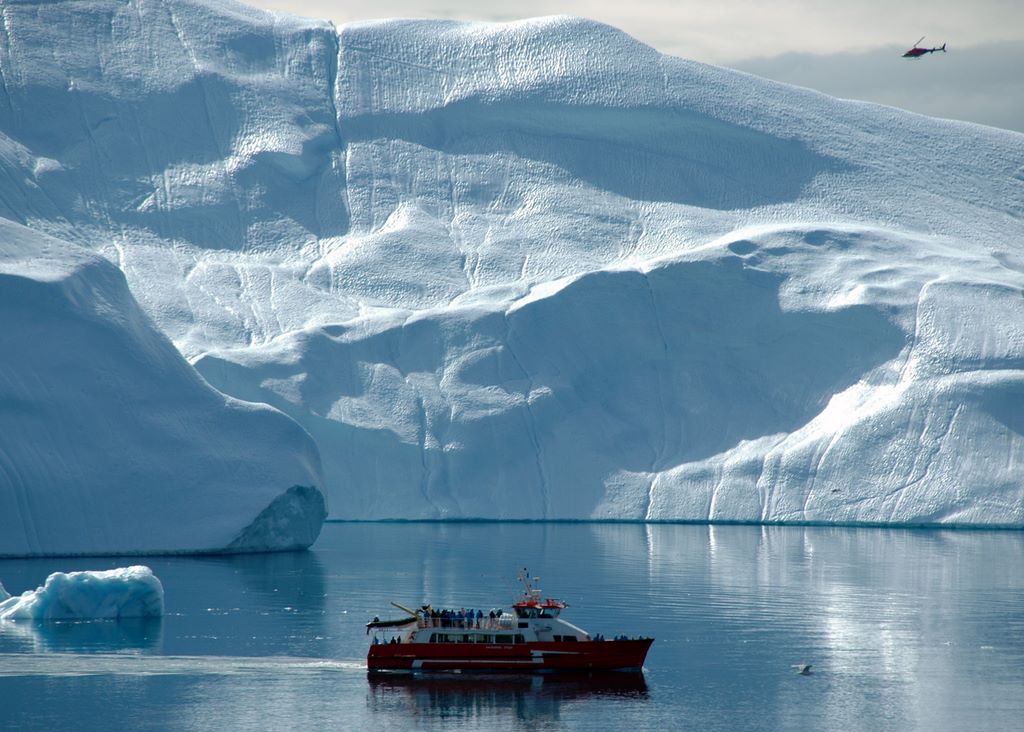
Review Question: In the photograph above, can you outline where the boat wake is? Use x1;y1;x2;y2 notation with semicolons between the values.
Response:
0;653;366;678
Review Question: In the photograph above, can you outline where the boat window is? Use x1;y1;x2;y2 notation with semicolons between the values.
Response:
518;622;528;629
514;634;525;644
495;634;512;643
429;633;437;643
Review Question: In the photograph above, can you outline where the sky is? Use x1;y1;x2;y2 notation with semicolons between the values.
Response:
247;0;1024;133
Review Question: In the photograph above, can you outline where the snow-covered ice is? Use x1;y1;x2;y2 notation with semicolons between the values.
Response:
0;566;164;621
0;0;1021;532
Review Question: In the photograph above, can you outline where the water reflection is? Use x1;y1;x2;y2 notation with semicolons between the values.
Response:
0;616;162;653
0;524;1021;731
367;671;648;726
635;523;1024;731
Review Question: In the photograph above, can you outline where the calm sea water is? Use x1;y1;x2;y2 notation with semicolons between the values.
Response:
1;523;1022;731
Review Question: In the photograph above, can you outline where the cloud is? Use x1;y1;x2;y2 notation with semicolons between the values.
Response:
730;41;1024;133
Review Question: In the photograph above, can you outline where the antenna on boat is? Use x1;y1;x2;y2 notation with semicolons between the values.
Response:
518;568;543;604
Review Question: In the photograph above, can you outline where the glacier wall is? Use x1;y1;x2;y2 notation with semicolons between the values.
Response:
0;0;1021;526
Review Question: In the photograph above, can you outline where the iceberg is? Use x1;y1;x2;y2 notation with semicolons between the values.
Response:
0;566;164;621
0;0;1020;527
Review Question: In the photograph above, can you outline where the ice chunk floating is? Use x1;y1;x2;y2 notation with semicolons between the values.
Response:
0;567;164;621
0;0;1021;531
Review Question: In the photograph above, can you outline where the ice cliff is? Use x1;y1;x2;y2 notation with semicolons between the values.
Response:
0;0;1021;529
0;220;325;555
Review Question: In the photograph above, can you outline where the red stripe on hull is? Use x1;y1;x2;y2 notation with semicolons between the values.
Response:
368;639;653;673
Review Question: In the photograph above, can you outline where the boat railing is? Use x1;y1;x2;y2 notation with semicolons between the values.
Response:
418;616;516;631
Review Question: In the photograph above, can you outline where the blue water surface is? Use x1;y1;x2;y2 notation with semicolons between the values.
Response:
1;523;1022;731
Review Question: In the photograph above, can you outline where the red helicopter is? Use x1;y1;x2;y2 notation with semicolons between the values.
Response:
902;37;946;58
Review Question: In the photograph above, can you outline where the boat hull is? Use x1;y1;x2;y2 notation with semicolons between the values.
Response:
367;638;653;673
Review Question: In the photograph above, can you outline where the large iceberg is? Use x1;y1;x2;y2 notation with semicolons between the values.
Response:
0;566;164;621
0;0;1021;526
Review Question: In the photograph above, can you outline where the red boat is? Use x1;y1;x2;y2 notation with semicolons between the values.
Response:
366;571;653;673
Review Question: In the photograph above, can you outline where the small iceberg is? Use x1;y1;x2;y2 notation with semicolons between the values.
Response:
0;566;164;621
